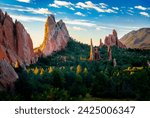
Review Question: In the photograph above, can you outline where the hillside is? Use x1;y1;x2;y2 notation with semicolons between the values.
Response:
120;28;150;49
32;39;150;68
1;39;150;101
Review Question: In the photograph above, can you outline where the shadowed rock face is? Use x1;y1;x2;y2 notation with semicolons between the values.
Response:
104;30;126;48
120;28;150;49
40;15;70;56
0;59;18;91
0;9;35;91
0;10;34;66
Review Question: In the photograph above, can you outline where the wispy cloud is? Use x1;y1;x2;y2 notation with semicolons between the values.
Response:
75;12;85;16
128;9;134;13
73;26;86;31
64;19;96;27
0;4;52;15
112;7;119;10
76;1;116;13
49;0;73;9
135;5;147;10
16;0;30;3
9;14;46;22
99;3;108;8
127;12;133;16
139;12;150;17
30;8;52;15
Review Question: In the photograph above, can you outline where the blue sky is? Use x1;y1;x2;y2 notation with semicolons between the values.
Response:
0;0;150;47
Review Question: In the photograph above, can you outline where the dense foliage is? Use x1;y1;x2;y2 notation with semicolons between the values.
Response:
0;40;150;101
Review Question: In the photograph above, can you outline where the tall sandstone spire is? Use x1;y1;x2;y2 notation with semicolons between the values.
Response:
107;46;112;61
40;15;70;56
99;38;103;48
89;38;94;60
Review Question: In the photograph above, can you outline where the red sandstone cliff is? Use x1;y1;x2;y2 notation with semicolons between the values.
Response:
0;9;35;91
0;10;34;66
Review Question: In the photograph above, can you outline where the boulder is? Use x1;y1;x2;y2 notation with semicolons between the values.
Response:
0;59;18;91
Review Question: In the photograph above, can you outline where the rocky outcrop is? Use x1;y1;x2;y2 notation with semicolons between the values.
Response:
39;15;70;56
104;30;126;48
120;28;150;49
0;9;34;66
99;39;103;48
0;59;18;91
89;39;101;61
0;9;35;91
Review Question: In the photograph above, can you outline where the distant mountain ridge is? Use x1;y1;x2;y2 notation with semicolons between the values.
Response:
120;28;150;49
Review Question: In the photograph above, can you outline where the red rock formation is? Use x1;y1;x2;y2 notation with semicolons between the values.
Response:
40;15;70;56
0;59;18;91
104;29;126;48
0;10;34;66
89;39;101;61
107;46;112;61
99;38;103;48
0;9;35;91
89;38;94;60
94;48;101;60
15;21;34;65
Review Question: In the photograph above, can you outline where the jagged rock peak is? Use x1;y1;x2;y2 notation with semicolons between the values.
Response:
104;29;126;48
40;15;70;56
0;9;35;66
47;14;56;24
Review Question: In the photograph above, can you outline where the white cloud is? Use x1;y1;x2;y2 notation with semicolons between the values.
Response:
29;8;52;15
127;12;133;16
76;1;115;13
1;4;52;15
64;19;96;27
99;3;107;8
75;12;85;16
16;0;30;3
9;14;46;22
49;4;59;8
69;7;75;10
96;27;101;30
135;5;147;10
105;9;116;13
49;0;73;9
112;7;119;10
73;26;86;31
128;9;134;13
140;12;150;17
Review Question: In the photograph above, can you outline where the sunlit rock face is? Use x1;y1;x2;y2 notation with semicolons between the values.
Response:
0;59;18;91
104;30;126;48
0;9;35;66
40;15;70;56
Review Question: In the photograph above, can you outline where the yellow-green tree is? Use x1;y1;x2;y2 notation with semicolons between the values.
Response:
76;65;82;74
34;67;39;75
48;66;53;73
83;67;88;76
40;68;44;75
